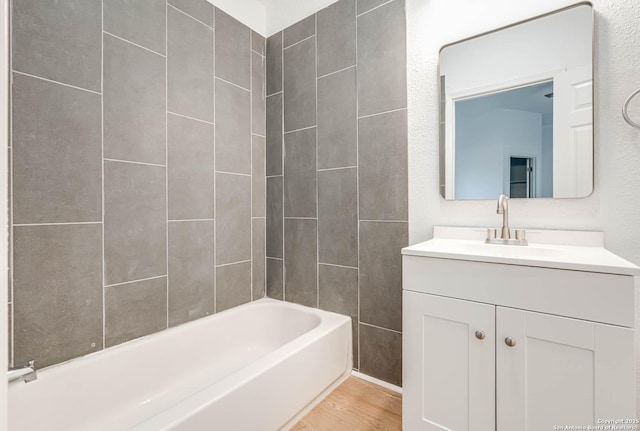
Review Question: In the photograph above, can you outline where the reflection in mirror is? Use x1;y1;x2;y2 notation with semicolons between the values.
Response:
439;3;593;200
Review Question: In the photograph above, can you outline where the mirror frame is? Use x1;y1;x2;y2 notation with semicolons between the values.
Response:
438;1;595;201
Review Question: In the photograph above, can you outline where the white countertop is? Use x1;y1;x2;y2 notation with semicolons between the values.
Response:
402;227;640;276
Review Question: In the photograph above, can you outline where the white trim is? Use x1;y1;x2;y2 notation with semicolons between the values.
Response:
0;0;9;425
351;371;403;394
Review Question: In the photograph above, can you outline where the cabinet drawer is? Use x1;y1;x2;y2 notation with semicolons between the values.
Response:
403;255;635;327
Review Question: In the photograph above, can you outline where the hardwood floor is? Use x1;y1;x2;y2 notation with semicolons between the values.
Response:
291;376;402;431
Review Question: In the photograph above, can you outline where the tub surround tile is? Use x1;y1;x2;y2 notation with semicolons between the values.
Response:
13;224;102;368
215;8;251;90
253;135;266;217
266;93;283;176
357;0;407;116
266;32;283;96
104;0;166;54
104;161;167;285
283;37;316;132
358;110;408;221
284;219;317;308
318;168;358;267
105;277;168;348
216;173;252;265
104;33;166;165
216;262;252;312
266;177;284;259
317;67;357;169
359;324;402;386
252;30;266;55
359;221;407;332
168;6;214;122
356;0;393;15
215;79;252;175
284;128;317;218
283;15;316;48
168;221;215;327
12;0;101;92
266;258;284;300
252;52;266;136
12;73;102;224
319;264;358;364
168;0;214;27
168;114;215;220
317;0;356;77
253;219;266;300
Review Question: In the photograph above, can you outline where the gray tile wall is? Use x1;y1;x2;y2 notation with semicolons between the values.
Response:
9;0;266;368
265;0;407;387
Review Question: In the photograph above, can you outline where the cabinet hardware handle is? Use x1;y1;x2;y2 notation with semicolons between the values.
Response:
475;330;485;340
505;337;516;347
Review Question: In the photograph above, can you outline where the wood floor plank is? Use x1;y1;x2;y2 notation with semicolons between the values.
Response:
291;376;402;431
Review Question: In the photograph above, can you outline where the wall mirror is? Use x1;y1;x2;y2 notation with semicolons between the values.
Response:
439;3;594;200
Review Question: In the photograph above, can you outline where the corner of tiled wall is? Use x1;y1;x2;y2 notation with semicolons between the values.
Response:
265;0;408;386
9;0;266;368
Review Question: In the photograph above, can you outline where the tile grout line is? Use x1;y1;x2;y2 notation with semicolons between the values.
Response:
12;70;101;95
266;90;283;98
216;170;251;177
355;0;361;372
14;221;102;227
360;321;402;335
319;262;358;270
315;13;319;310
103;30;166;58
284;125;315;135
168;218;215;222
213;13;217;314
105;274;167;289
317;165;357;172
357;106;406;120
360;219;408;223
281;30;285;302
317;64;356;81
267;256;283;261
167;3;214;30
216;259;251;269
9;0;14;366
356;0;397;18
215;75;250;93
250;29;254;303
282;33;315;51
165;0;170;329
101;0;106;352
167;110;214;125
104;157;166;168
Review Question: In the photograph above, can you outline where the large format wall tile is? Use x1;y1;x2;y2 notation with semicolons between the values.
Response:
252;136;266;217
168;114;215;220
317;0;356;77
266;32;283;96
283;15;315;48
317;67;357;169
359;110;408;220
168;6;214;122
168;221;215;327
319;264;358;364
105;277;168;347
104;161;167;285
215;9;251;90
215;80;252;175
216;173;251;265
13;224;102;367
318;168;358;267
266;93;283;176
356;0;392;15
357;0;407;116
104;0;166;54
359;323;402;386
12;0;101;91
216;262;252;312
252;218;266;300
104;34;166;165
359;221;407;332
266;177;283;258
283;37;316;132
284;128;317;218
266;258;283;300
168;0;214;27
252;52;266;136
284;219;317;307
12;74;101;224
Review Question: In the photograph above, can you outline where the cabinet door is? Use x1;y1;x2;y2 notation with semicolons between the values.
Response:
403;291;495;431
497;307;636;431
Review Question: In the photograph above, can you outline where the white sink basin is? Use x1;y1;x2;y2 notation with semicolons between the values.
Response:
402;227;640;276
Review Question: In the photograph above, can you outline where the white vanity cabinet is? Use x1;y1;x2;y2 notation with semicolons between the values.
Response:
402;227;639;431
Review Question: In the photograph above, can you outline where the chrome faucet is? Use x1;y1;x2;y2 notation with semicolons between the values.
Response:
486;194;528;246
7;360;37;384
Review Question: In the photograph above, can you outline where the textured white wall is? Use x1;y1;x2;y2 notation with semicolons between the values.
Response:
407;0;640;267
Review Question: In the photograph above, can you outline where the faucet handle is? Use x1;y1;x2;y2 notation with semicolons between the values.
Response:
486;228;497;240
515;229;526;241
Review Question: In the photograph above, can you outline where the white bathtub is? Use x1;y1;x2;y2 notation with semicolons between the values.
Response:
9;298;352;430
